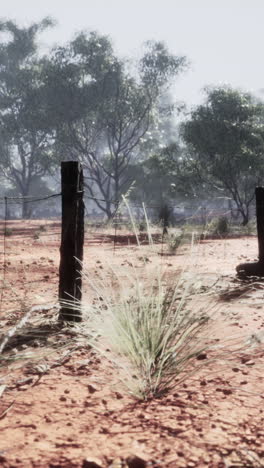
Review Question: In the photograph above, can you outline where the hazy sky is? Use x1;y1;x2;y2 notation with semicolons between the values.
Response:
1;0;264;109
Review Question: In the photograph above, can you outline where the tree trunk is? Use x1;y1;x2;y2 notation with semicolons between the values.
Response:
241;212;249;226
22;199;32;219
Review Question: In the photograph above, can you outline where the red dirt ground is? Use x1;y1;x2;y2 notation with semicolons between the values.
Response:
0;220;263;468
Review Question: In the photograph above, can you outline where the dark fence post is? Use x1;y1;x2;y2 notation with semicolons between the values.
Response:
59;161;84;321
236;186;264;277
256;187;264;263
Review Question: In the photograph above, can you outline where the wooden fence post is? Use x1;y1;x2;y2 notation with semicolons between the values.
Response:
59;161;84;321
236;186;264;277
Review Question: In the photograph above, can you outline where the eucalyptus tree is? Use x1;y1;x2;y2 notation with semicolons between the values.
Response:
182;87;264;224
48;33;187;218
0;18;56;217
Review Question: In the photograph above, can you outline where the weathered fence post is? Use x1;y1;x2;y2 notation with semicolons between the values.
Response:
59;161;84;321
236;186;264;277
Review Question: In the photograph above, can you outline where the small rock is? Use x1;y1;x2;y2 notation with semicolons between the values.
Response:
115;391;123;399
87;384;98;394
59;395;67;402
196;352;207;360
45;415;52;423
82;459;103;468
99;426;109;434
126;456;147;468
32;340;41;348
241;356;250;364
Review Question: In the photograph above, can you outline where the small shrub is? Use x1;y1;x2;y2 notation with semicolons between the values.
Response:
80;265;213;400
167;232;183;254
207;216;229;236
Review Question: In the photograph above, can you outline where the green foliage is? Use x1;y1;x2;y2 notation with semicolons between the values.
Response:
182;86;264;225
167;232;184;253
139;40;188;92
0;19;55;218
131;144;183;207
0;19;188;220
47;33;187;219
207;216;230;236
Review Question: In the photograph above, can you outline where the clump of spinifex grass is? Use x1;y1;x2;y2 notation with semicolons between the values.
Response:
100;277;212;399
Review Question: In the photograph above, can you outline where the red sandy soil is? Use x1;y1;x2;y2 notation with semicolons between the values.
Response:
0;220;263;468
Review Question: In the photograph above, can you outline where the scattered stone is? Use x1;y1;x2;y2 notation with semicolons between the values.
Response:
196;352;207;360
32;340;41;348
126;456;147;468
82;458;103;468
99;426;109;434
115;391;123;399
241;356;251;364
87;384;98;394
59;395;67;402
45;416;52;423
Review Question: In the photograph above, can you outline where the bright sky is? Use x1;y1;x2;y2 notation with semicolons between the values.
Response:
1;0;264;109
